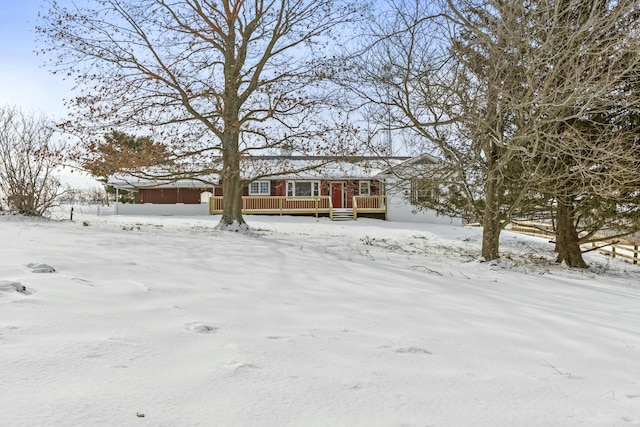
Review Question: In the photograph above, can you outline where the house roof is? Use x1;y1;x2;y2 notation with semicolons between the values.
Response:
108;156;411;190
107;177;215;191
374;153;441;178
241;156;411;180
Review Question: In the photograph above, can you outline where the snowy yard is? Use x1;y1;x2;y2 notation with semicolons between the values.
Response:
1;210;639;426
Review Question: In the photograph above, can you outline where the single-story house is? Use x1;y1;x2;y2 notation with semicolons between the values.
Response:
107;155;462;224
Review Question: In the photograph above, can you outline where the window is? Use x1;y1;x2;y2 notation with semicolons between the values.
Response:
249;181;270;195
410;179;434;205
359;181;370;196
287;181;320;197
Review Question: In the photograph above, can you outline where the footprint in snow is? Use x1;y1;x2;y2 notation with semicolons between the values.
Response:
0;281;33;295
378;345;432;355
185;322;218;334
395;347;432;355
71;277;96;287
27;263;56;273
130;281;150;292
225;362;260;375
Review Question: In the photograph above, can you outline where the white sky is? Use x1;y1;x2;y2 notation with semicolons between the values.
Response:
1;211;640;426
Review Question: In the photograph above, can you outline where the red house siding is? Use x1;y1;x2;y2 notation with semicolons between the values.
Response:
137;188;208;204
320;181;330;196
273;180;286;196
135;179;383;205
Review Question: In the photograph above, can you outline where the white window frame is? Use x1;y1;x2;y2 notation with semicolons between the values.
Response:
359;180;371;196
248;181;271;195
410;179;433;205
287;180;320;197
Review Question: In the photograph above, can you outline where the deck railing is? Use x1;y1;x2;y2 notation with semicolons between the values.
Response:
353;195;387;220
210;195;388;219
210;196;331;217
210;196;224;213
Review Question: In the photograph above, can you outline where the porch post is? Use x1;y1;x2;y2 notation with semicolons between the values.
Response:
353;196;358;220
384;195;388;220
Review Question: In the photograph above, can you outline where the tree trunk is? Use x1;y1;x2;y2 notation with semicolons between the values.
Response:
555;198;587;268
481;167;502;261
216;132;249;232
480;78;502;261
479;49;505;262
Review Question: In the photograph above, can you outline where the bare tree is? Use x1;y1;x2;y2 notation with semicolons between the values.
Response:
38;0;368;231
0;107;66;216
348;0;534;261
353;0;640;265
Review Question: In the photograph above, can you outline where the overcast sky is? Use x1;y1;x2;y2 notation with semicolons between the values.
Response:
0;1;73;119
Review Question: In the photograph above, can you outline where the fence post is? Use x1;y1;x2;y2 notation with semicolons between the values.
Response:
635;244;638;265
611;244;616;259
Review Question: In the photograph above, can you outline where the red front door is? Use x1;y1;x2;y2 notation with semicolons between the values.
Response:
331;182;343;208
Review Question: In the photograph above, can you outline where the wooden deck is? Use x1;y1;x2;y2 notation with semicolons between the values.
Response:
209;195;387;220
353;196;387;219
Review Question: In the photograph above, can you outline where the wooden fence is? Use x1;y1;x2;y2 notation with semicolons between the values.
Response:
507;220;640;265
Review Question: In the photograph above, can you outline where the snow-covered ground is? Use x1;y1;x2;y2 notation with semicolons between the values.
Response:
1;209;639;426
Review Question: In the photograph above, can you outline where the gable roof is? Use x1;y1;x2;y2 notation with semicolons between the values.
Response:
375;153;441;178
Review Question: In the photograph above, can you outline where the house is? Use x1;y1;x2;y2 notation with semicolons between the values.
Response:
107;155;462;224
107;156;409;219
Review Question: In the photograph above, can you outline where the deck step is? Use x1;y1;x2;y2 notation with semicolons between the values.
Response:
331;209;355;220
